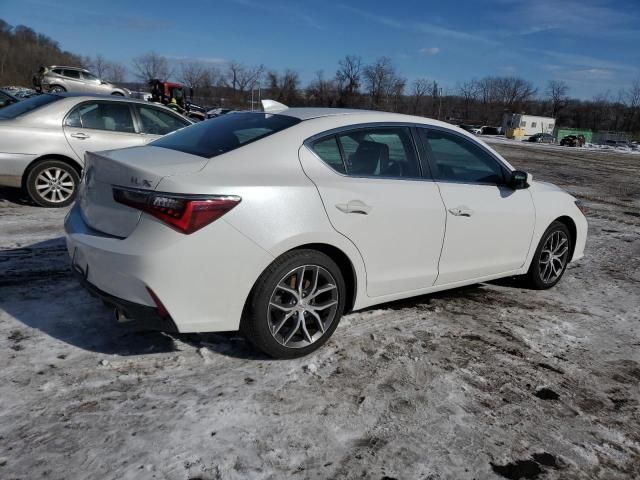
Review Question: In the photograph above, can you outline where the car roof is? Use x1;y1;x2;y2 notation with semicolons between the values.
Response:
54;92;152;105
267;107;451;128
48;66;90;72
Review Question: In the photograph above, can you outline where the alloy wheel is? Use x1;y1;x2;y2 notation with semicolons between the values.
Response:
267;265;339;348
35;167;75;204
538;230;569;284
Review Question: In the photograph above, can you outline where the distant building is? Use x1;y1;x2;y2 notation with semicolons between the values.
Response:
502;114;556;139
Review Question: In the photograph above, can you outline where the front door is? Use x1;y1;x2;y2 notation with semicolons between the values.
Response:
418;127;535;285
63;101;147;163
300;126;447;298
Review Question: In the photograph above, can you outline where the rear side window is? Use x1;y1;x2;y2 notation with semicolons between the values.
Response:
151;112;301;158
65;102;135;133
311;127;421;179
0;94;61;119
311;137;345;173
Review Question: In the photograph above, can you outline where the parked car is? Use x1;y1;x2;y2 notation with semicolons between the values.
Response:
560;134;585;147
459;124;481;135
0;89;20;109
33;66;130;96
65;102;588;358
207;107;233;118
0;93;192;207
480;126;500;135
528;133;555;143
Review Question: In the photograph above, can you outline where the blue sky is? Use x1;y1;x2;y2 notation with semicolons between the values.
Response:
2;0;639;98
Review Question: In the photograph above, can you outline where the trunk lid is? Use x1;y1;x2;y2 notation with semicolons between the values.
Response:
79;146;208;237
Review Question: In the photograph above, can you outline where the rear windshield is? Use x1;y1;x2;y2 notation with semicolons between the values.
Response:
150;112;301;158
0;94;61;119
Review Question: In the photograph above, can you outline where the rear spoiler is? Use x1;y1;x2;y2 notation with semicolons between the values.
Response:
261;99;288;113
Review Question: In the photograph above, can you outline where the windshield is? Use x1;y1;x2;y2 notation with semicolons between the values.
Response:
0;94;61;119
151;112;301;158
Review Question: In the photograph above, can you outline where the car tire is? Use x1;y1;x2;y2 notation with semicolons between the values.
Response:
523;221;572;289
49;85;66;93
26;159;80;208
241;249;346;359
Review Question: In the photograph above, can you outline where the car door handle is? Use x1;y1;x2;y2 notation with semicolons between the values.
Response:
70;132;90;140
336;200;372;215
448;206;474;217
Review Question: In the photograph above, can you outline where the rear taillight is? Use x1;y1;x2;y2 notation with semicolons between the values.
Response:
113;187;241;234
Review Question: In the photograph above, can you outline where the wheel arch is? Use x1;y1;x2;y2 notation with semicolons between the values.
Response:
553;215;578;261
289;243;357;314
22;154;83;189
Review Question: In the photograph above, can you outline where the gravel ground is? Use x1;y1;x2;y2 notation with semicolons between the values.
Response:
0;141;639;480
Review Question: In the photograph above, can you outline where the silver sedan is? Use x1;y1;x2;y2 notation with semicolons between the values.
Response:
0;94;192;207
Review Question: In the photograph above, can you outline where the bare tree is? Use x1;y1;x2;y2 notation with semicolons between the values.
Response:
457;79;480;120
622;80;640;130
266;69;300;105
363;57;402;109
546;80;569;118
131;52;171;83
224;61;263;95
106;62;127;83
179;61;207;90
335;54;362;106
411;78;431;115
307;70;336;107
87;54;111;78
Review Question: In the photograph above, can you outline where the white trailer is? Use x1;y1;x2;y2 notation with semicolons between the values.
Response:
502;114;556;138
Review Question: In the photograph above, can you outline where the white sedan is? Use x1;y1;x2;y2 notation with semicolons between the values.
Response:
65;102;587;358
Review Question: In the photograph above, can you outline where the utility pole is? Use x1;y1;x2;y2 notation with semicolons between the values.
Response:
438;87;443;120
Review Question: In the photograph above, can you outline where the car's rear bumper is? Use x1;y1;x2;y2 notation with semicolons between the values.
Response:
64;203;274;333
72;265;179;333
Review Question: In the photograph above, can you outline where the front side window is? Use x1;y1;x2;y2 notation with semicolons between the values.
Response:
151;112;301;158
136;105;190;135
81;71;98;81
64;102;135;133
420;128;506;185
312;127;420;179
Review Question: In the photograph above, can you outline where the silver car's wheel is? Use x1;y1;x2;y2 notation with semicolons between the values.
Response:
26;160;80;208
242;249;346;358
267;265;339;348
49;85;66;93
538;230;569;284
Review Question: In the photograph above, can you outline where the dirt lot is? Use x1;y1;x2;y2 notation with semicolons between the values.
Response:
0;141;639;480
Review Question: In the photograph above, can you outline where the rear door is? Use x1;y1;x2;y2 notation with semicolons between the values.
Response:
61;69;87;93
63;101;147;162
299;126;446;298
418;127;535;285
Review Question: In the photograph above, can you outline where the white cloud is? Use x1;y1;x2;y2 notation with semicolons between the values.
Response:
420;47;441;56
339;5;498;45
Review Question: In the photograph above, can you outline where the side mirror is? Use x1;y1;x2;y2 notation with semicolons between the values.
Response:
101;80;108;85
509;170;530;190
